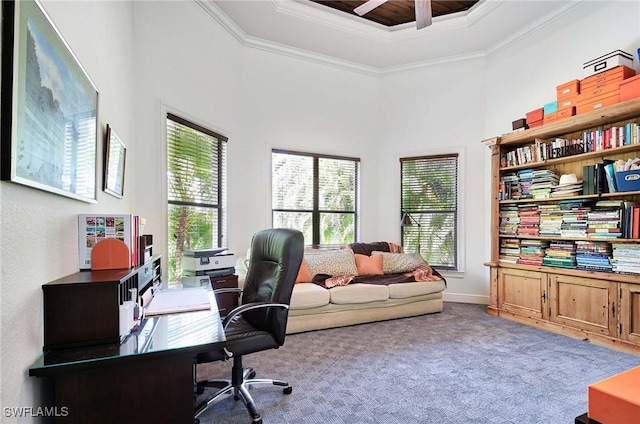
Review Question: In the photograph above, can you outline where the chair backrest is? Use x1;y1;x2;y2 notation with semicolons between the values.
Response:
242;228;304;345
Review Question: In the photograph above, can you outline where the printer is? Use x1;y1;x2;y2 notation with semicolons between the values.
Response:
182;248;236;277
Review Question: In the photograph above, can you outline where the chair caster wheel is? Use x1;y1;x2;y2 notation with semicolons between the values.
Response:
248;370;256;379
283;386;292;395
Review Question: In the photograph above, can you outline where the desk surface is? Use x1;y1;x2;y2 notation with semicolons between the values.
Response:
30;305;225;377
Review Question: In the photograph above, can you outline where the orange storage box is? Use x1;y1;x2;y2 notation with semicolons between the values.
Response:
581;65;636;90
557;106;576;120
581;79;623;99
620;74;640;102
557;79;580;101
576;90;620;114
543;111;558;124
588;366;640;424
558;97;578;110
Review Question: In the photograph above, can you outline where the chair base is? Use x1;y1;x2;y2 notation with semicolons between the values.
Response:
194;358;292;424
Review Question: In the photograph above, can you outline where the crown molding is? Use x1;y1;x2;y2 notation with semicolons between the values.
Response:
379;51;487;76
245;35;381;76
275;0;495;43
196;0;585;77
485;0;583;59
195;0;247;45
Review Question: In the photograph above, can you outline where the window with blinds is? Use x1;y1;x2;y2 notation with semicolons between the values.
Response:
167;113;227;281
400;154;458;269
272;150;360;247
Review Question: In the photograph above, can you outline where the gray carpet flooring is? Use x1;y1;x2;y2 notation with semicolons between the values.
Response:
196;302;640;423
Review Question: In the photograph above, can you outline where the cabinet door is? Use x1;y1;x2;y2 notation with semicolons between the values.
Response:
620;283;640;345
498;268;547;319
548;274;616;336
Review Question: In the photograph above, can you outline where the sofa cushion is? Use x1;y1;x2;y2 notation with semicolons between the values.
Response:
373;252;426;274
388;280;447;299
354;253;383;276
305;249;358;278
329;283;389;305
290;283;330;309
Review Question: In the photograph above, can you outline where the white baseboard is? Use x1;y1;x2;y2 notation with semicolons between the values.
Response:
443;293;489;305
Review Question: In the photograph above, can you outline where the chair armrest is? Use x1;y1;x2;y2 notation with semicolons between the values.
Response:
221;301;289;330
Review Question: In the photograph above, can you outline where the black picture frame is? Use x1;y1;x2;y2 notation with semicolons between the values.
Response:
0;0;99;203
103;125;126;198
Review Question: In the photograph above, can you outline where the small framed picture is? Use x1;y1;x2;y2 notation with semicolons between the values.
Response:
103;124;126;198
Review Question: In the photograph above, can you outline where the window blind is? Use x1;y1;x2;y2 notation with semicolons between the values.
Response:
400;154;458;269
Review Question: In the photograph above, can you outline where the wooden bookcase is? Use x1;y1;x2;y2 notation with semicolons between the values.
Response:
484;98;640;355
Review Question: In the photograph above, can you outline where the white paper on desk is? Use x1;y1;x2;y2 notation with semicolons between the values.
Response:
145;287;212;316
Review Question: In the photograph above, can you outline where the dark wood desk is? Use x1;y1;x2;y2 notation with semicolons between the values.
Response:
29;305;225;423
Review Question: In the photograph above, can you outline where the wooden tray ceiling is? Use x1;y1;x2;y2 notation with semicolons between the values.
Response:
311;0;479;27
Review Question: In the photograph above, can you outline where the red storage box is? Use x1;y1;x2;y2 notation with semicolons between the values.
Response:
526;108;544;124
620;74;640;102
528;120;543;128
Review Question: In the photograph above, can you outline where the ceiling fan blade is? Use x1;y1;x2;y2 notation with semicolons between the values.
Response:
415;0;432;29
354;0;388;16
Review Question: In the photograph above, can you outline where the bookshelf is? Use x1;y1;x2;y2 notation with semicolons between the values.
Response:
483;97;640;354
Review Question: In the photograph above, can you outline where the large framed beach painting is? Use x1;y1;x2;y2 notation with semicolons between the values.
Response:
1;0;99;203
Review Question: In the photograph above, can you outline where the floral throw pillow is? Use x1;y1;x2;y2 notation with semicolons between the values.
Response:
372;251;426;274
305;249;358;278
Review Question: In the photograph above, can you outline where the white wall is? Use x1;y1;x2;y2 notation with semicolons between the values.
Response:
132;1;242;264
0;1;136;420
379;59;488;303
2;0;640;421
238;48;381;246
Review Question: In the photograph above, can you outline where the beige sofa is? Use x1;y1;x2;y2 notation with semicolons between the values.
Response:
236;243;446;334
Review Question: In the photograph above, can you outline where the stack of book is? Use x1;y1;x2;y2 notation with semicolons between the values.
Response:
587;200;623;238
538;204;563;237
529;169;559;199
543;240;577;268
611;243;640;275
560;200;591;238
499;205;519;236
518;169;534;199
575;241;612;273
499;172;520;200
518;239;549;266
499;238;521;264
517;204;540;236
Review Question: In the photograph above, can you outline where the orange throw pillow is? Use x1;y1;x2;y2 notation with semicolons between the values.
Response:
354;253;383;276
295;258;312;283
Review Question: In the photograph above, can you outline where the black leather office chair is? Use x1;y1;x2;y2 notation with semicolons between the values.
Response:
194;228;304;424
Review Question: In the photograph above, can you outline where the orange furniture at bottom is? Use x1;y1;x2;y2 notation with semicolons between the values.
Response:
588;365;640;424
